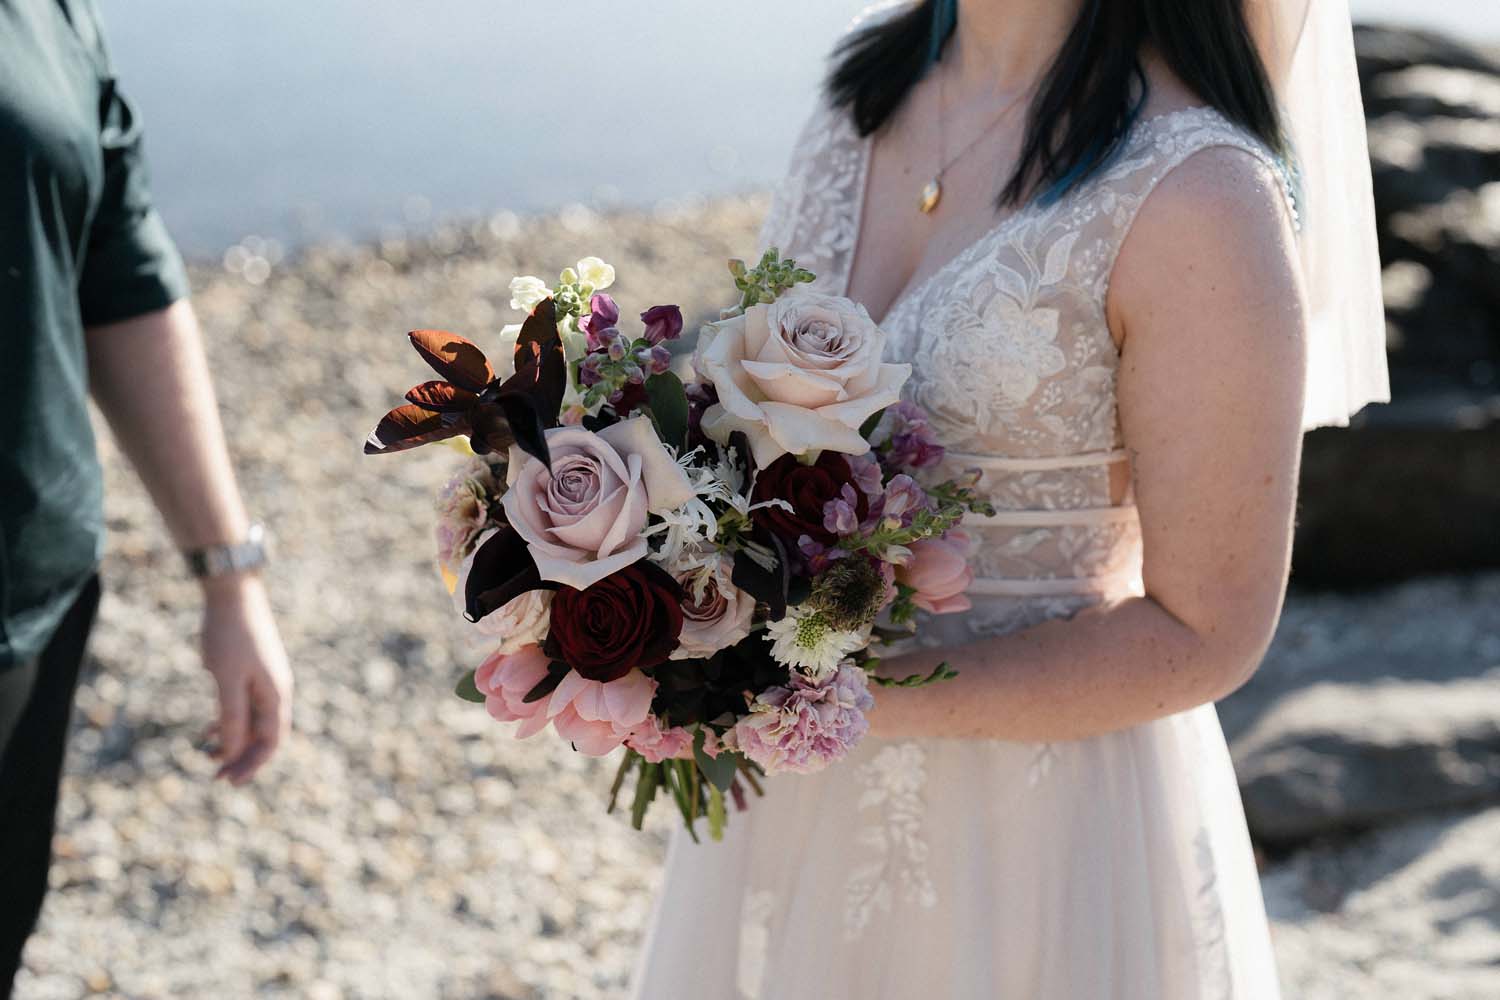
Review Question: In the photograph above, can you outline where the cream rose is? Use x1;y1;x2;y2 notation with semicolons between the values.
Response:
501;417;694;590
670;554;755;660
452;528;553;650
694;289;910;467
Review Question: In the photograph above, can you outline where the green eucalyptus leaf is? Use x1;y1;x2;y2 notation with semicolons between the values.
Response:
858;406;887;440
645;371;690;451
693;728;739;792
454;670;485;704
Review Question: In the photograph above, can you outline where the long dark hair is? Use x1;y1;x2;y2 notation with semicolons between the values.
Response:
826;0;1285;206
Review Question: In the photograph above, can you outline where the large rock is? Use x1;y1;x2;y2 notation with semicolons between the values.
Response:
1264;807;1500;1000
1292;27;1500;586
1221;573;1500;845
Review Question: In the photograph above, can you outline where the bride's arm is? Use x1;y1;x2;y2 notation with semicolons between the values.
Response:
868;148;1307;743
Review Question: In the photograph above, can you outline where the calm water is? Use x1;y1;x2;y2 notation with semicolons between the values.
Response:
102;0;1495;256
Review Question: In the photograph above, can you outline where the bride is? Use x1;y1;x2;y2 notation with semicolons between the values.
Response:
632;0;1387;997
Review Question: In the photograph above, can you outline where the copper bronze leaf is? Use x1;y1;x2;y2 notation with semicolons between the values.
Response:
463;526;552;622
467;405;516;457
364;403;465;455
405;380;479;413
408;329;495;393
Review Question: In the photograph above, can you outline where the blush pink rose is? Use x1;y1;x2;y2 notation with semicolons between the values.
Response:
501;417;694;590
694;289;910;467
669;555;755;660
544;668;657;757
897;530;975;615
473;644;553;738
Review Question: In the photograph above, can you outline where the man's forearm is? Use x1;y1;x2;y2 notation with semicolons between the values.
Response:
85;300;252;562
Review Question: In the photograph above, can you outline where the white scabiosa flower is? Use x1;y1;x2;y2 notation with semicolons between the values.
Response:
576;256;615;292
509;275;551;313
764;606;867;681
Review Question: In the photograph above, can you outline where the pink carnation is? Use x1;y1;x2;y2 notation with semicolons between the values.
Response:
625;716;695;764
472;644;656;757
729;663;874;775
436;458;501;575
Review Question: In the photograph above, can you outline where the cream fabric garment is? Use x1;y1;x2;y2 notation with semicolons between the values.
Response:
630;38;1294;1000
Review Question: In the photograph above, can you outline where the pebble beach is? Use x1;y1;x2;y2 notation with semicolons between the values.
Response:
14;197;1500;999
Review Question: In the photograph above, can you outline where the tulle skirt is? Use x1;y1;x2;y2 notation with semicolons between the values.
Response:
629;690;1278;999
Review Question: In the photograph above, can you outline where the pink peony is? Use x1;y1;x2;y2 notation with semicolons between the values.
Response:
501;417;694;590
473;644;552;738
472;644;657;757
544;668;656;757
897;530;974;615
624;716;696;764
728;663;874;775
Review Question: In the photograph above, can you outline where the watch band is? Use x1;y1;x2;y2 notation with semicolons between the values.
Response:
184;523;269;579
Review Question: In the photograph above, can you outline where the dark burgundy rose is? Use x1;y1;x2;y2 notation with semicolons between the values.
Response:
545;562;684;683
751;451;868;548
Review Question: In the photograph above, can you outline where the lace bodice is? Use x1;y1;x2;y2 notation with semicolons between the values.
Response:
760;60;1297;624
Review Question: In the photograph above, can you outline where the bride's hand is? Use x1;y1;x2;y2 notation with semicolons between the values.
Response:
200;575;293;785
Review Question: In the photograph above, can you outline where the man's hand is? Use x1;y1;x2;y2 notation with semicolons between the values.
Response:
200;576;292;785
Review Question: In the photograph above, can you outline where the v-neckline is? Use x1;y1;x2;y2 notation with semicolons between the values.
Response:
843;105;1218;328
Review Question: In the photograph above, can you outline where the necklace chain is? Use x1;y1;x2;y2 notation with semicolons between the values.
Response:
920;63;1030;214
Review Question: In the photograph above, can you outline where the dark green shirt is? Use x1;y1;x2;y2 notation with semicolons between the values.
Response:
1;0;188;667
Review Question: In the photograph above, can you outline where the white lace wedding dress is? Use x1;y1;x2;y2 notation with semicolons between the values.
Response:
630;37;1295;1000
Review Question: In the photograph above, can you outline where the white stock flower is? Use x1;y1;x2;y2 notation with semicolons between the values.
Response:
509;275;551;313
764;606;867;681
576;256;615;291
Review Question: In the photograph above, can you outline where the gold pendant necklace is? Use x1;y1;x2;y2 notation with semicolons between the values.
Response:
919;65;1030;215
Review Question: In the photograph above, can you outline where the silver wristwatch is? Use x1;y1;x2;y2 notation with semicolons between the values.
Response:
184;523;269;579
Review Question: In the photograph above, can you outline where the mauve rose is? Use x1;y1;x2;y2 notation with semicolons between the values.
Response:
751;452;868;548
545;562;684;683
897;530;975;615
670;555;755;660
501;416;694;590
694;288;910;467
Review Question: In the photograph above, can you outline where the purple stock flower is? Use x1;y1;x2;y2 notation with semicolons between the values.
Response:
872;474;929;528
822;484;862;537
578;353;604;388
873;400;945;472
636;344;673;376
847;452;885;498
798;535;845;575
640;304;684;345
579;293;621;351
729;663;874;775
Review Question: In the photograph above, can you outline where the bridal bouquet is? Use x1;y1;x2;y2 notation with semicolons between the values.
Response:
364;250;991;839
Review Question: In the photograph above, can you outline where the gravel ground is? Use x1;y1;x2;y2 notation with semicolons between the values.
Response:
13;198;1497;999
